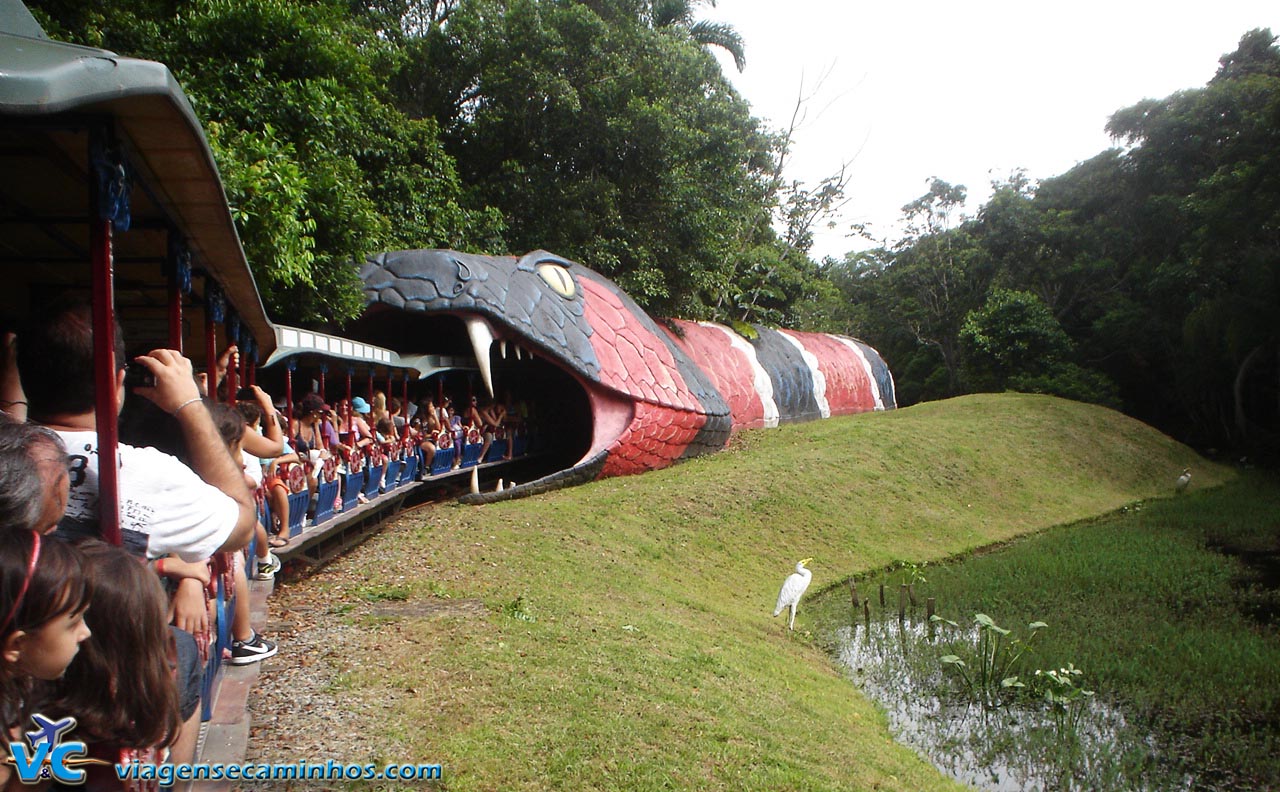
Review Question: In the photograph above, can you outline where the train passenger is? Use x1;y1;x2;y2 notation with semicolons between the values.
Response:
490;399;513;460
235;386;288;472
262;410;301;537
390;398;406;433
16;301;256;558
37;538;185;779
465;397;492;461
207;403;278;665
346;396;375;453
374;417;395;445
234;401;292;551
211;402;281;579
444;398;464;468
290;393;335;497
0;530;93;789
0;422;70;535
370;391;390;429
416;398;440;472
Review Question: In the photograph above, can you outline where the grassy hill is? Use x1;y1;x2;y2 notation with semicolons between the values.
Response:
253;393;1233;791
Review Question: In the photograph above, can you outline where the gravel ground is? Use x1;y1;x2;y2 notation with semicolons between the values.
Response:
240;532;435;790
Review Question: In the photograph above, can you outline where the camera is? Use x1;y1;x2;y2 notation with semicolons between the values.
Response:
123;361;155;389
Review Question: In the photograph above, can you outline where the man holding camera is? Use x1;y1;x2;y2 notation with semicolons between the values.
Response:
16;301;256;559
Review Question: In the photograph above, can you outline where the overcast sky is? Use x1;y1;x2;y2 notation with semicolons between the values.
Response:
703;1;1280;261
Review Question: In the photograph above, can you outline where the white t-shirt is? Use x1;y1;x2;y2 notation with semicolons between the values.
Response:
241;448;264;488
56;430;240;562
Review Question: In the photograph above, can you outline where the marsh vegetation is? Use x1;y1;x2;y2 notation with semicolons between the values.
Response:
816;473;1280;791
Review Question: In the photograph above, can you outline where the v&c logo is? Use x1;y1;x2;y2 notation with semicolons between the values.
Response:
5;714;109;785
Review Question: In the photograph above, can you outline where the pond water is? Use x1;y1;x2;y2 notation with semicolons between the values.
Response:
830;615;1191;792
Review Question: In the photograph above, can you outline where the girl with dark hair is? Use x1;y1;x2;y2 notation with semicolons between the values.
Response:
38;539;182;785
0;530;92;786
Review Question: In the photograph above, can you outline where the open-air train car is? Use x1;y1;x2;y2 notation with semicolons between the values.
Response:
0;0;276;540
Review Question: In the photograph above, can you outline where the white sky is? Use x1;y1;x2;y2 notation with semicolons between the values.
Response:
704;0;1280;261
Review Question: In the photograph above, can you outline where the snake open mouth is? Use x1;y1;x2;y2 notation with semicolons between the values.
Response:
355;250;660;503
350;304;630;502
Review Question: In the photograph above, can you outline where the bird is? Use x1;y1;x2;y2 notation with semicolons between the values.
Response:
1175;468;1191;494
773;558;813;631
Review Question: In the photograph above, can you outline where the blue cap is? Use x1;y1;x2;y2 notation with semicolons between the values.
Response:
351;396;372;414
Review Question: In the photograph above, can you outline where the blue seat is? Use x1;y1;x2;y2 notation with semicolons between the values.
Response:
400;454;418;484
484;438;509;462
313;479;341;525
431;446;455;475
383;459;402;492
342;470;364;510
461;441;484;467
286;491;309;537
363;465;383;499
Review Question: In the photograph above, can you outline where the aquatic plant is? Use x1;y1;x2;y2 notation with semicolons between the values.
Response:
939;613;1046;710
1035;663;1095;735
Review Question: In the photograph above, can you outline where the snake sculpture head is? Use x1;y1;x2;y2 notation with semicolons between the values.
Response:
359;249;734;503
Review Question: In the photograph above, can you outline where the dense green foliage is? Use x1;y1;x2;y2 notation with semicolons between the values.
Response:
23;3;1280;453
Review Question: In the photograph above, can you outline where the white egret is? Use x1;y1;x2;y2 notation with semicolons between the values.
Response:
1175;468;1191;494
773;558;813;631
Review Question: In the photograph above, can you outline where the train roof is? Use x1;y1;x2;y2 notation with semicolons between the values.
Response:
265;323;478;380
0;0;275;356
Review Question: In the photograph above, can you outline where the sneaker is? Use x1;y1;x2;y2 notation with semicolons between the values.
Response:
229;631;278;665
254;552;282;580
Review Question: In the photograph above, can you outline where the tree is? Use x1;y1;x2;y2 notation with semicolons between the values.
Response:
884;180;987;398
1104;28;1280;448
404;0;776;318
650;0;745;72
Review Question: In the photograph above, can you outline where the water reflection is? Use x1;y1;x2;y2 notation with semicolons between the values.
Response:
832;616;1189;791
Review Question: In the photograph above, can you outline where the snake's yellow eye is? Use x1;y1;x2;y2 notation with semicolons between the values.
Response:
537;263;575;298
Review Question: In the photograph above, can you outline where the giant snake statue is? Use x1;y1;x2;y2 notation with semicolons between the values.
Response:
358;249;895;504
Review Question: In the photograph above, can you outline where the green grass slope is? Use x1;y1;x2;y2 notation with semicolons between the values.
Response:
271;393;1232;791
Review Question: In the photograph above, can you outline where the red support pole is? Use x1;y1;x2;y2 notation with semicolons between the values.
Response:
247;360;256;387
285;367;294;427
318;367;326;401
346;372;354;434
90;207;121;546
167;275;183;353
400;371;411;441
225;348;238;401
204;300;218;403
367;369;374;402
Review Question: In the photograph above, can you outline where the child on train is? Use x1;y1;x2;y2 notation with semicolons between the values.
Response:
0;531;92;787
37;539;184;781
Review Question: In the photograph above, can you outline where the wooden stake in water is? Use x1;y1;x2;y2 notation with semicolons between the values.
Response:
926;597;936;621
863;599;871;624
879;583;885;607
898;584;907;621
850;581;860;609
908;583;918;608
